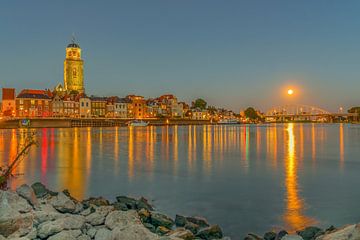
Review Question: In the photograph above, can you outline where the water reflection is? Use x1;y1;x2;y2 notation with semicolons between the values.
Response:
283;123;317;231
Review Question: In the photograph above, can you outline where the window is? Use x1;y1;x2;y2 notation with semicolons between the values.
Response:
86;102;89;107
31;100;35;105
81;102;84;107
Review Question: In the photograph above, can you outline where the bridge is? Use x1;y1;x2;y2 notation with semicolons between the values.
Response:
264;104;358;122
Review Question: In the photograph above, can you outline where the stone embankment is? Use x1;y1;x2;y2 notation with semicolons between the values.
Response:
244;225;360;240
0;182;227;240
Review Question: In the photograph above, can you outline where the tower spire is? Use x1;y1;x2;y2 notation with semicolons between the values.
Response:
71;33;76;44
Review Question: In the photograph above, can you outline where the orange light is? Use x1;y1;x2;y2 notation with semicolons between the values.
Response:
287;89;294;95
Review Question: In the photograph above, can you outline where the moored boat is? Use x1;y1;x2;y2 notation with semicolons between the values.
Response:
128;120;149;127
218;119;240;124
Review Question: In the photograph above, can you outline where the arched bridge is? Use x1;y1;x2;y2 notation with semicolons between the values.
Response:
264;104;357;122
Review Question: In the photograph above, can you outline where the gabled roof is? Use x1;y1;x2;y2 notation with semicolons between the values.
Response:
16;89;52;100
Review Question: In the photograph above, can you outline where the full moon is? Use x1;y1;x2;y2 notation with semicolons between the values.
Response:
287;89;294;95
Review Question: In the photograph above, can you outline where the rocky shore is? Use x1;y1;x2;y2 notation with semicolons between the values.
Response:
1;183;360;240
0;182;227;240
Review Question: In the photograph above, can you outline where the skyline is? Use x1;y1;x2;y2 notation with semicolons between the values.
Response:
1;1;360;112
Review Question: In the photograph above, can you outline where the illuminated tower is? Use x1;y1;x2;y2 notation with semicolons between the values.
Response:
64;37;84;93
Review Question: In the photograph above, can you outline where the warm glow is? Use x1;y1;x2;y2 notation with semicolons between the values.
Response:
287;89;294;95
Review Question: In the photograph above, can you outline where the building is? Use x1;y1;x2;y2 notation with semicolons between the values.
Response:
51;94;64;117
126;95;146;119
1;88;16;117
64;38;85;94
79;97;91;117
16;89;52;117
191;108;209;120
107;97;129;118
63;96;79;117
90;96;106;117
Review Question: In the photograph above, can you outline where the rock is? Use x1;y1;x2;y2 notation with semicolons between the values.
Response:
111;224;159;240
37;215;85;238
139;208;151;223
282;235;303;240
151;212;174;229
184;221;199;234
33;209;63;225
50;192;76;213
113;202;129;211
325;226;336;233
175;215;187;227
276;230;288;240
78;234;91;240
105;210;141;230
316;224;360;240
85;206;113;226
0;190;33;237
137;197;154;211
115;196;137;210
24;227;37;239
244;233;263;240
31;182;57;198
166;228;194;240
156;226;172;236
144;223;157;233
48;229;82;240
186;216;209;228
81;206;95;216
297;226;322;240
87;227;97;238
16;184;39;208
94;228;112;240
82;197;110;208
196;225;223;240
264;232;277;240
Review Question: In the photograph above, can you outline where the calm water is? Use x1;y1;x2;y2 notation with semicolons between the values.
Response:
1;124;360;239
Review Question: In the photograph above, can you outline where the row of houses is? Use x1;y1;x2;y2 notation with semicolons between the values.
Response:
1;88;191;119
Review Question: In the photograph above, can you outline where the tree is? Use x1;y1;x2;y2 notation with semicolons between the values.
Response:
348;107;360;115
193;98;207;110
244;107;260;120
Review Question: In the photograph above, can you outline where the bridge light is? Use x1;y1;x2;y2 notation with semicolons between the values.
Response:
287;89;294;95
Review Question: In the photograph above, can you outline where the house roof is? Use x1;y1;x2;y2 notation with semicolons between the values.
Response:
16;89;52;100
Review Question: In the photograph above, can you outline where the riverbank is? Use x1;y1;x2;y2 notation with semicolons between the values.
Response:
0;182;227;239
0;118;212;129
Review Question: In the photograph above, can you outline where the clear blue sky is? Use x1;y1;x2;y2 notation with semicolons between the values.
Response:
1;0;360;112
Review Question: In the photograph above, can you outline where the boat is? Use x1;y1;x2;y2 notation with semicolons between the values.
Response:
218;119;240;124
127;120;149;127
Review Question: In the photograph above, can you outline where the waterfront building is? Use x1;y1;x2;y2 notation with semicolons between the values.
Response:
115;98;129;118
16;89;52;117
63;96;79;117
191;108;210;120
1;88;16;117
79;97;91;117
51;94;64;117
145;99;160;118
89;96;106;117
126;95;146;119
64;38;85;94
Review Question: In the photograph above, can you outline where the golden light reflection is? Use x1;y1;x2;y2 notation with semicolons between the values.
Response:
284;123;316;232
339;124;344;169
128;127;134;180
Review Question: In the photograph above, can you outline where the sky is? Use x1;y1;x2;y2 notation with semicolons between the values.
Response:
1;0;360;112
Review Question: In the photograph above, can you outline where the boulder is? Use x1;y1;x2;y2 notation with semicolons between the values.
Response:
31;182;57;198
16;184;39;208
137;197;154;211
184;221;199;234
85;206;113;226
81;206;95;216
282;235;304;240
151;212;175;229
186;216;209;228
244;233;263;240
297;226;322;240
138;208;151;223
82;197;110;208
50;192;76;213
175;215;187;227
156;226;172;236
264;232;277;240
37;215;85;239
105;210;141;230
316;224;360;240
0;190;34;237
144;223;157;233
78;234;92;240
37;220;64;238
166;228;194;240
33;209;63;225
94;228;112;240
196;225;223;240
276;230;288;240
47;229;82;240
111;224;159;240
113;202;129;211
87;227;98;238
115;196;137;210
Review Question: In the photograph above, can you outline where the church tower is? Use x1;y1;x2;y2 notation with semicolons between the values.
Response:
64;37;85;93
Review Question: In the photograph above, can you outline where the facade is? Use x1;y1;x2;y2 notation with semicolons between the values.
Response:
115;98;129;118
127;95;146;119
1;88;16;117
64;39;85;94
79;97;91;117
51;94;64;117
63;97;79;117
191;108;209;120
16;89;52;117
90;97;106;117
